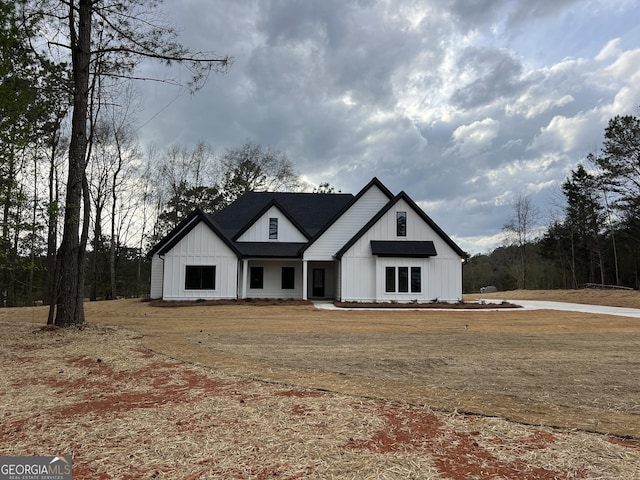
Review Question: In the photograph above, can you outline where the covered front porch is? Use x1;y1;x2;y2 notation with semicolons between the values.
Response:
238;259;337;300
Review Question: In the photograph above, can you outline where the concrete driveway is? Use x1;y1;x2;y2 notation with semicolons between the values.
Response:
500;300;640;318
314;300;640;318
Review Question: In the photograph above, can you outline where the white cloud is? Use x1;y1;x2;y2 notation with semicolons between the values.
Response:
133;0;640;255
449;118;500;158
596;38;622;61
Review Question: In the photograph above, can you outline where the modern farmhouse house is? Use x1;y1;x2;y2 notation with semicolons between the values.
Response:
148;178;467;303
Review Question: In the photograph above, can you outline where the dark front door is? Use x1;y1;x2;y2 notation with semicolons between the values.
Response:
312;268;325;297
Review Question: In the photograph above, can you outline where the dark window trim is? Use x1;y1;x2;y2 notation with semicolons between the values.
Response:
396;211;407;237
385;266;395;293
411;267;421;293
385;265;422;294
281;266;295;289
250;266;264;289
398;267;409;292
185;265;216;290
269;217;278;240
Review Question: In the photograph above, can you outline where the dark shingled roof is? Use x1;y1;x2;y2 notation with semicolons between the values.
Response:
148;178;468;261
211;192;354;238
370;240;437;257
235;242;306;258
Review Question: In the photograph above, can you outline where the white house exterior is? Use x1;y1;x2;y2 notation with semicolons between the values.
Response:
148;178;467;303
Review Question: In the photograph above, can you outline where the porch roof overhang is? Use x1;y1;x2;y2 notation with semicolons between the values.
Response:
370;240;437;258
235;242;306;258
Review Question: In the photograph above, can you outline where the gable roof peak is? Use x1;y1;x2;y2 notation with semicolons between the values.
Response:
335;188;467;259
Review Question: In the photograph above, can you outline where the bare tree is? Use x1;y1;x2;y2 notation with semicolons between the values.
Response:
503;194;539;289
221;142;301;204
34;0;230;326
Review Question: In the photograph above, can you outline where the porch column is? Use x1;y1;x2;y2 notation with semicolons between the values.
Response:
302;260;308;300
241;259;248;299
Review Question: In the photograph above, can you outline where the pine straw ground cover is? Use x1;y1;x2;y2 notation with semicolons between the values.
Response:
1;290;639;479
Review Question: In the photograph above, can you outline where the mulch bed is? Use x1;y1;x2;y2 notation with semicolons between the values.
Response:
149;298;521;309
149;298;313;307
334;300;521;309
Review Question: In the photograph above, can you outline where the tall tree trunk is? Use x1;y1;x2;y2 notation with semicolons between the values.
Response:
46;146;60;324
55;0;91;327
90;201;103;301
110;130;124;300
1;147;15;307
44;122;61;310
29;154;37;306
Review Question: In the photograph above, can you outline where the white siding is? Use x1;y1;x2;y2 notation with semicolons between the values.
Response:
305;261;336;299
237;206;307;242
304;185;390;260
149;254;164;299
340;198;463;302
162;221;238;300
242;260;303;299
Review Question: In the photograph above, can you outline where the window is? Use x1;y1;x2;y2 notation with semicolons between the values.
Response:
269;217;278;240
282;267;295;289
396;211;407;237
411;267;421;293
250;267;264;289
398;267;409;292
385;266;421;294
185;266;215;290
385;267;395;293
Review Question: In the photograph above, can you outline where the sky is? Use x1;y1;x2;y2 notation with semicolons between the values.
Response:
134;0;640;255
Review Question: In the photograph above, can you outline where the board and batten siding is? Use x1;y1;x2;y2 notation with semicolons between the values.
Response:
304;184;390;261
242;260;303;299
339;198;463;302
149;254;164;299
161;221;238;300
236;205;307;242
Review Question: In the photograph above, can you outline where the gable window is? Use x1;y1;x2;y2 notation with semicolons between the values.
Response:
250;267;264;289
396;211;407;237
385;267;395;293
281;267;295;289
411;267;421;293
398;267;409;292
185;266;215;290
269;217;278;240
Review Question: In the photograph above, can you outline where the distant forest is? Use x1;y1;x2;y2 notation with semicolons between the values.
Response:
464;112;640;293
1;2;638;307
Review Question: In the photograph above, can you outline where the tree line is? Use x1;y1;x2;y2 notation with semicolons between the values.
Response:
464;112;640;293
2;1;638;322
0;0;299;320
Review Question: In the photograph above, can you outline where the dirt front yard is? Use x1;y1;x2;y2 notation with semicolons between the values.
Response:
2;290;640;479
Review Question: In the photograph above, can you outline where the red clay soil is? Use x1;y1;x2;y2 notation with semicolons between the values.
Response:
347;404;588;479
4;306;640;479
4;340;612;480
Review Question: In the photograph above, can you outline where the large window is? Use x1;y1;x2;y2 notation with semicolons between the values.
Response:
411;267;421;293
269;217;278;240
385;267;395;293
396;211;407;237
282;267;295;289
185;266;215;290
250;266;264;289
385;266;422;294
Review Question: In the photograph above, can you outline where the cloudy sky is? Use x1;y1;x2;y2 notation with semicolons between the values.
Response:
135;0;640;255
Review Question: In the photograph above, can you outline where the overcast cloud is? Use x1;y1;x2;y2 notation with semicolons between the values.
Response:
135;0;640;254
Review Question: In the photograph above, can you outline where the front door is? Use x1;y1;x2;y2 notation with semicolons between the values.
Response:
312;268;325;297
